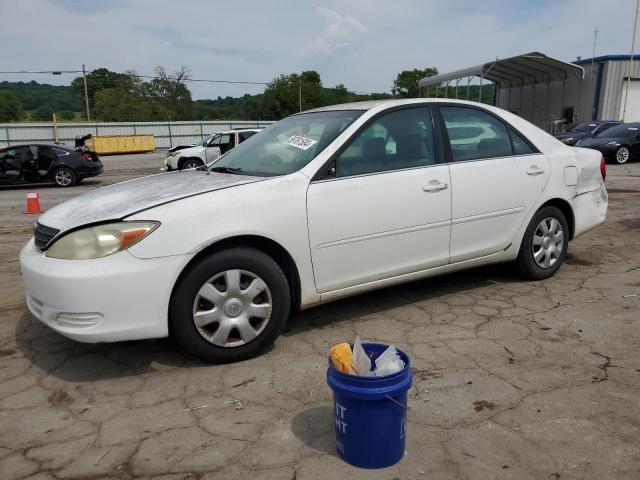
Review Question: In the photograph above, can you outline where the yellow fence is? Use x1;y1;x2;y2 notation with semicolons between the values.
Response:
86;135;155;155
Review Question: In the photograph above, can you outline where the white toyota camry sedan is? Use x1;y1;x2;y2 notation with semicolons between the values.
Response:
20;99;608;363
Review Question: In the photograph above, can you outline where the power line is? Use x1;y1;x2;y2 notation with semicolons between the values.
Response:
0;67;387;96
0;69;269;85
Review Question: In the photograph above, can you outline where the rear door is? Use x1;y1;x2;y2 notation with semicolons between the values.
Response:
307;106;451;293
437;105;549;263
36;146;57;174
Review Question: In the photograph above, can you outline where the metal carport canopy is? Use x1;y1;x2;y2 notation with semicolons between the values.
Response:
418;52;584;88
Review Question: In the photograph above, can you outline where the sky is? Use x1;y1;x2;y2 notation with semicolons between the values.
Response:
0;0;637;99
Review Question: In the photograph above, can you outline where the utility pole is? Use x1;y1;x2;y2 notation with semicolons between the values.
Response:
590;28;599;77
82;64;91;121
299;77;302;112
621;0;639;121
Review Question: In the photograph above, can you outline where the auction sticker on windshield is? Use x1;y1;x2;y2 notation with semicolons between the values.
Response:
284;135;318;150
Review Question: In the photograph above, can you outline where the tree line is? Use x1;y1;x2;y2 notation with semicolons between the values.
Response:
0;65;493;123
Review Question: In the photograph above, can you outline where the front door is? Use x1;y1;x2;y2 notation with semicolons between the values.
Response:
438;105;550;263
307;106;451;293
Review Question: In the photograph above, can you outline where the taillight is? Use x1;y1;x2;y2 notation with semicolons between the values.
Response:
600;155;606;181
79;154;91;161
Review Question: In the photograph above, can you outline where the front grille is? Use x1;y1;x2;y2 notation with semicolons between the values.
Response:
34;222;60;251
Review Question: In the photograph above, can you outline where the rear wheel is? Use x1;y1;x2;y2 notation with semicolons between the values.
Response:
615;146;630;165
52;167;76;187
169;247;290;363
516;206;568;280
181;158;204;170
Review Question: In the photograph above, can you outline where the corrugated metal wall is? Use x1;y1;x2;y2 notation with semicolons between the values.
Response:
495;76;587;132
0;120;275;149
494;58;640;131
600;59;640;121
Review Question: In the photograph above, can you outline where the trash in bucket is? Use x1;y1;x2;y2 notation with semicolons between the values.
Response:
327;339;412;469
330;336;405;377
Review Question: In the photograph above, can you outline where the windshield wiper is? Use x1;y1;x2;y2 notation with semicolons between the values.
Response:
209;166;245;175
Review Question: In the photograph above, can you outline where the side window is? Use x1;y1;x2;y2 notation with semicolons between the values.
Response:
208;134;222;146
239;131;256;143
441;107;513;161
337;107;435;177
510;129;536;155
37;146;56;161
218;134;231;146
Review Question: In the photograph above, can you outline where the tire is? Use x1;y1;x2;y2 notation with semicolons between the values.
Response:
515;206;569;280
169;247;291;363
615;146;630;165
181;158;204;170
52;167;76;187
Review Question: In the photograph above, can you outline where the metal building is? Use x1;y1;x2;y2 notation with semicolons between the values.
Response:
418;52;640;132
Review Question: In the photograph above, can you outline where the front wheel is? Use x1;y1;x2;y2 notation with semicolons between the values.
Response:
52;167;76;187
181;158;204;170
169;247;291;363
515;206;569;280
615;146;630;165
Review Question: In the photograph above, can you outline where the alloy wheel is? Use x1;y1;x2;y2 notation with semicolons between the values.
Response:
616;147;630;164
55;169;73;186
532;217;564;269
192;269;272;347
184;160;202;170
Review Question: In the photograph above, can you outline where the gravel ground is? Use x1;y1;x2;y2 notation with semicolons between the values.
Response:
0;153;639;480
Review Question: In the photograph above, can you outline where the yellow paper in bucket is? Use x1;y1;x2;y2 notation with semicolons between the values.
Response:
330;342;355;374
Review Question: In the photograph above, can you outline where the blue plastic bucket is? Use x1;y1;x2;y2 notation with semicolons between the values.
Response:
327;343;412;469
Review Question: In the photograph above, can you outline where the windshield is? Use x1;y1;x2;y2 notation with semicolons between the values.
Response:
570;123;597;133
209;110;362;176
201;134;215;146
596;124;639;138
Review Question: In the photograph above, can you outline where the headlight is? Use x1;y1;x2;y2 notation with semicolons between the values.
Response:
560;137;574;143
45;221;159;260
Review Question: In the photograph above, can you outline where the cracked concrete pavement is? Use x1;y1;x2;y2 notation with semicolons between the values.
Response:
1;153;639;479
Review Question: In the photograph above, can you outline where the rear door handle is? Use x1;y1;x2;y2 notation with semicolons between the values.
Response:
423;181;448;192
527;166;545;176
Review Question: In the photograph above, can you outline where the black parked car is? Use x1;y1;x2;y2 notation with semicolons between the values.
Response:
576;123;640;165
554;121;620;146
0;144;103;187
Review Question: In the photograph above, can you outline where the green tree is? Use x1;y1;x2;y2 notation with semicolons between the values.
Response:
31;103;57;121
0;90;23;122
327;84;351;104
392;67;439;97
258;70;329;119
57;110;76;120
94;72;172;122
143;66;193;120
71;68;129;112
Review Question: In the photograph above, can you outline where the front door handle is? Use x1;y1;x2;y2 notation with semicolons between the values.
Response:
527;166;545;176
423;181;448;192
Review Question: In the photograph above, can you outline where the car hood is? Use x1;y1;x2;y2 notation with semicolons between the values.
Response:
577;137;625;147
171;145;205;157
37;171;263;233
554;132;588;140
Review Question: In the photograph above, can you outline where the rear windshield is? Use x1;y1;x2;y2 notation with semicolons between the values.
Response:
571;122;597;133
596;124;639;138
209;110;362;177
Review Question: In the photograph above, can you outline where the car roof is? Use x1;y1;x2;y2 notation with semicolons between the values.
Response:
302;98;504;114
221;128;262;133
1;143;74;151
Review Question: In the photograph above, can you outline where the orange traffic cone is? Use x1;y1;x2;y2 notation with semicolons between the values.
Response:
25;192;43;214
